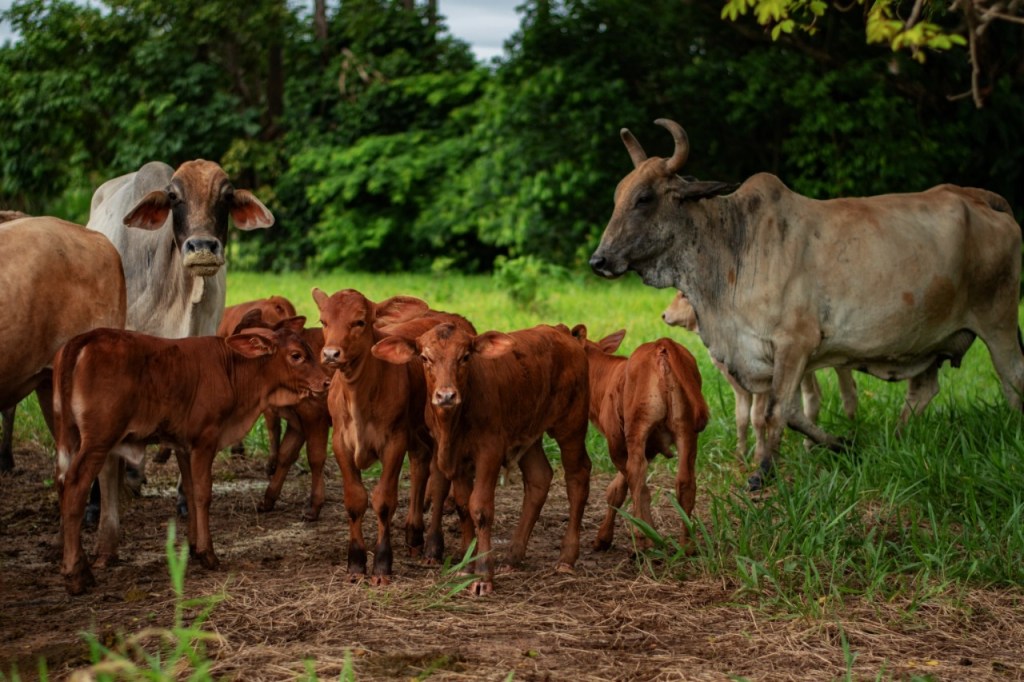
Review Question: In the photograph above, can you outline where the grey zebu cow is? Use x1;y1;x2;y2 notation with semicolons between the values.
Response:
85;160;273;530
0;217;126;471
591;119;1024;490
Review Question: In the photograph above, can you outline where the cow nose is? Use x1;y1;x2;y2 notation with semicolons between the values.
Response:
322;348;341;365
433;388;458;407
183;237;223;257
589;254;607;274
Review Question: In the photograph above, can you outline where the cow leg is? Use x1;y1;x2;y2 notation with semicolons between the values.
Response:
173;448;198;551
404;445;430;557
504;441;553;570
423;458;450;565
979;326;1024;411
594;427;628;551
553;425;591;574
187;445;219;570
303;416;330;522
60;446;109;595
898;364;941;428
751;343;815;492
594;472;628;551
334;438;369;580
369;443;407;586
0;406;15;473
467;455;502;596
258;420;305;514
835;368;858;419
624;425;656;552
732;382;753;460
799;372;823;450
674;425;699;553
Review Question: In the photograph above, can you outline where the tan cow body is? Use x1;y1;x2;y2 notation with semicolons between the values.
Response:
0;217;126;471
373;323;592;595
662;291;858;457
53;320;330;595
574;326;708;552
591;119;1024;490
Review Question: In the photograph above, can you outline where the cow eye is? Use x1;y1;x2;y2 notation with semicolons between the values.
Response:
634;193;652;207
352;320;365;328
167;190;179;203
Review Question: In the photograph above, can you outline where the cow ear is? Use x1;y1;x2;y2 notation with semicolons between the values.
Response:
474;331;515;360
680;180;740;201
374;295;430;326
372;336;417;365
123;190;171;230
598;329;627;354
226;329;276;358
311;287;330;311
571;324;588;343
232;308;267;334
275;315;306;333
229;190;275;230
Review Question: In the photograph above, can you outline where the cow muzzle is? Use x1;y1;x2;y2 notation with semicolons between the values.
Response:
589;251;624;279
321;347;344;368
182;237;225;276
432;387;460;409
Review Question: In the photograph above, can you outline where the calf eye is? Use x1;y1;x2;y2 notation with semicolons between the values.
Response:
352;320;365;328
460;353;471;364
290;351;303;362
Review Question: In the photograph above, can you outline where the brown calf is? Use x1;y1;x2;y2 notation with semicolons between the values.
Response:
572;326;708;551
53;319;330;595
373;323;592;595
313;288;474;585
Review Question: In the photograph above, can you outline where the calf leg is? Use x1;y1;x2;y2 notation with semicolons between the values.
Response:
624;425;656;552
594;472;628;552
674;426;699;552
93;456;123;567
423;459;450;565
334;438;369;580
60;447;109;595
404;445;431;557
504;441;553;569
174;449;198;552
264;411;283;473
259;420;306;513
553;427;591;574
468;455;503;596
303;415;330;522
186;445;219;570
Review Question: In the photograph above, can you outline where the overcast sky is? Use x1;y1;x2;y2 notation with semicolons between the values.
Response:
0;1;523;62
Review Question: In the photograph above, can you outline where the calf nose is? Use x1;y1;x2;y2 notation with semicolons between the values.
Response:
433;388;458;407
322;347;341;365
661;312;668;322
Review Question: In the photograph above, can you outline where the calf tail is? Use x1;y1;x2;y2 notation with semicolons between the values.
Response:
53;333;91;483
657;340;709;434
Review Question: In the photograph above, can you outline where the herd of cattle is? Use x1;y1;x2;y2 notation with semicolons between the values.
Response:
2;118;1023;597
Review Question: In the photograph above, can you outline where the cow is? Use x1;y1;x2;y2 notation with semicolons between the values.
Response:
590;118;1024;491
572;325;708;552
662;291;858;457
0;216;126;473
53;318;331;595
372;322;592;596
213;296;299;459
312;288;476;585
85;159;274;521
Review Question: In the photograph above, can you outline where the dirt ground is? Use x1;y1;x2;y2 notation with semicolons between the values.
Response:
3;440;1024;682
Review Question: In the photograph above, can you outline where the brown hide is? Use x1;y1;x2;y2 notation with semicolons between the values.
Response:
372;323;591;595
217;296;298;337
313;288;475;584
53;323;330;595
574;326;707;552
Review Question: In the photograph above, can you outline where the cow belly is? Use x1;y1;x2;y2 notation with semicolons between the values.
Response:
821;329;976;381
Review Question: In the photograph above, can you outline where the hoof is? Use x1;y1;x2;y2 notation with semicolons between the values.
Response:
747;474;764;493
64;562;97;596
554;562;575;575
592;537;612;552
91;553;118;569
470;580;493;596
346;571;365;584
302;508;320;523
197;550;220;570
83;503;99;530
420;556;441;567
369;574;391;587
256;499;275;514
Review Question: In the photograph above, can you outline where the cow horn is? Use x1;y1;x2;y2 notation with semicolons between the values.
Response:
654;118;690;174
620;128;648;168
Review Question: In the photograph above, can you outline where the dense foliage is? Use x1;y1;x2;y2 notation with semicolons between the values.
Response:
1;0;1022;273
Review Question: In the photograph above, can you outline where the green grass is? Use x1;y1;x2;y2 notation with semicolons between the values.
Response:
13;269;1024;616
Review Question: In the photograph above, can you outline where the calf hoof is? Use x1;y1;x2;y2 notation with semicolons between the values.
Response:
176;495;189;519
197;550;220;570
369;574;391;587
554;562;575;575
420;556;441;567
91;553;118;569
346;570;365;584
256;498;276;514
83;503;99;530
592;537;612;552
469;580;494;597
303;505;321;522
64;562;97;596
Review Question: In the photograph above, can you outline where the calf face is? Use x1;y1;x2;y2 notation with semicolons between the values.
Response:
122;160;274;277
661;291;698;331
247;317;332;406
313;288;429;370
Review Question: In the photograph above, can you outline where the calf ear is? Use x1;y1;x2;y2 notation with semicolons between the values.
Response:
123;190;171;230
232;309;267;334
275;315;306;333
473;331;515;360
372;336;417;364
311;287;330;311
229;190;275;230
375;296;430;326
598;329;627;354
226;329;277;358
571;324;588;343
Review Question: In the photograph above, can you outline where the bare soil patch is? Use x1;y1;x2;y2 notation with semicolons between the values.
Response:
3;442;1024;681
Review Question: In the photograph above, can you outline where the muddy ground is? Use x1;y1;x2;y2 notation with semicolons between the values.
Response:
3;440;1024;681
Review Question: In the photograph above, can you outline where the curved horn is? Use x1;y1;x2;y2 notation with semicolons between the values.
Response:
654;118;690;174
620;128;648;168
